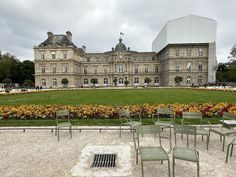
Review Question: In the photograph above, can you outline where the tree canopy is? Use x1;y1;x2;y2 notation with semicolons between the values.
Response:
0;51;34;85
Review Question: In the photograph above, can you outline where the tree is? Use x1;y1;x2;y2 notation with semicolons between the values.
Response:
61;78;69;87
113;77;117;87
23;79;34;87
90;78;98;86
174;76;183;85
144;77;152;84
124;80;129;87
2;78;12;85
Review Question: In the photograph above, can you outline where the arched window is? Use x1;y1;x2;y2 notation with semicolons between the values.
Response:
52;78;57;86
119;78;124;84
198;76;203;84
84;78;88;84
154;77;159;84
104;78;108;85
41;78;46;86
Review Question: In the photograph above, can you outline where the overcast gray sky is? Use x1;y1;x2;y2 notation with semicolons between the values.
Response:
0;0;235;62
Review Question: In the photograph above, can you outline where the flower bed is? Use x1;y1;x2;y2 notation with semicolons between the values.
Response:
0;103;236;120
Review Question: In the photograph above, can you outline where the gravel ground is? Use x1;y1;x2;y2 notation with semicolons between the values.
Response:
0;127;236;177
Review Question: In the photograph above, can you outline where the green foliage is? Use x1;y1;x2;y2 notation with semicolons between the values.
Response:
174;76;183;85
124;80;129;86
2;78;12;84
0;89;235;105
113;77;117;86
144;77;151;84
23;79;34;87
90;78;98;85
61;78;69;87
0;52;34;84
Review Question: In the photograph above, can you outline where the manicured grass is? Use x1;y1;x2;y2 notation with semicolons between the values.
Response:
0;88;235;105
0;118;222;127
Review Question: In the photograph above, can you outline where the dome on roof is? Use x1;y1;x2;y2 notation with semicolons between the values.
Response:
115;38;127;51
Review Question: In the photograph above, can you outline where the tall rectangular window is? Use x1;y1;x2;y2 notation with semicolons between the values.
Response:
176;62;180;71
187;49;191;57
41;66;45;73
51;52;56;59
144;66;148;73
104;67;108;74
198;48;203;57
187;62;191;71
134;77;139;84
155;65;159;73
94;66;97;74
40;52;45;59
117;64;123;73
134;67;138;74
63;64;68;73
176;50;180;57
63;51;67;59
84;67;87;74
52;65;56;73
198;63;203;71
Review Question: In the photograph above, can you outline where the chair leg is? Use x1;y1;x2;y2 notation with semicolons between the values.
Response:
220;135;222;142
170;127;172;140
197;161;200;177
222;136;225;151
168;159;171;177
136;152;138;165
230;144;234;157
55;126;57;136
119;125;121;138
172;156;175;177
226;144;231;163
70;126;72;138
202;135;204;141
57;127;60;141
141;160;144;177
161;160;163;164
207;135;209;150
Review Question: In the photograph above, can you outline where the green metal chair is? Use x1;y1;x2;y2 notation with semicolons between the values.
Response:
152;108;176;139
182;112;210;150
226;138;236;163
173;124;199;177
133;125;171;177
55;109;72;141
119;109;142;137
209;112;236;151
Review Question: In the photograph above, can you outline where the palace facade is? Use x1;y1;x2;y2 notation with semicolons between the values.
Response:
34;15;217;88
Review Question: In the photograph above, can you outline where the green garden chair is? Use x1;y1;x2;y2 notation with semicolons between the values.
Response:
119;109;142;138
133;125;171;177
173;124;199;177
152;108;176;139
182;112;210;150
209;112;236;151
226;138;236;163
55;109;72;141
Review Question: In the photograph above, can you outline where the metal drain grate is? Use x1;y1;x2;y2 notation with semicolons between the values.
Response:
92;154;116;167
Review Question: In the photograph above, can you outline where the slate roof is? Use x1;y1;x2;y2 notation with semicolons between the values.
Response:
39;35;77;48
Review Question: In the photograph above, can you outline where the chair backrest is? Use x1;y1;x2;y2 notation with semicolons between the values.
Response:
118;109;130;118
182;112;202;119
156;108;175;123
174;124;197;148
222;112;236;121
133;125;162;153
56;109;70;124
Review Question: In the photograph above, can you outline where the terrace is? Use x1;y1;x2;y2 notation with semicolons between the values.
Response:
0;126;235;177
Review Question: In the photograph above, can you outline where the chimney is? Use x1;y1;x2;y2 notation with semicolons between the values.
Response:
66;31;72;42
47;32;53;38
82;45;86;53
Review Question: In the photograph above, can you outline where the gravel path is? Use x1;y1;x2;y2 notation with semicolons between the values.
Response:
0;127;236;177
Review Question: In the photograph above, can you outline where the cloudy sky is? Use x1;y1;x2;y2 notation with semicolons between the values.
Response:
0;0;235;62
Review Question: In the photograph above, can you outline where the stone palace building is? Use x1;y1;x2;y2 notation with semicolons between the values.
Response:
34;15;217;88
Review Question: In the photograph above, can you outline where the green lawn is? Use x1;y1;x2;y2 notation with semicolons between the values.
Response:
0;88;235;105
